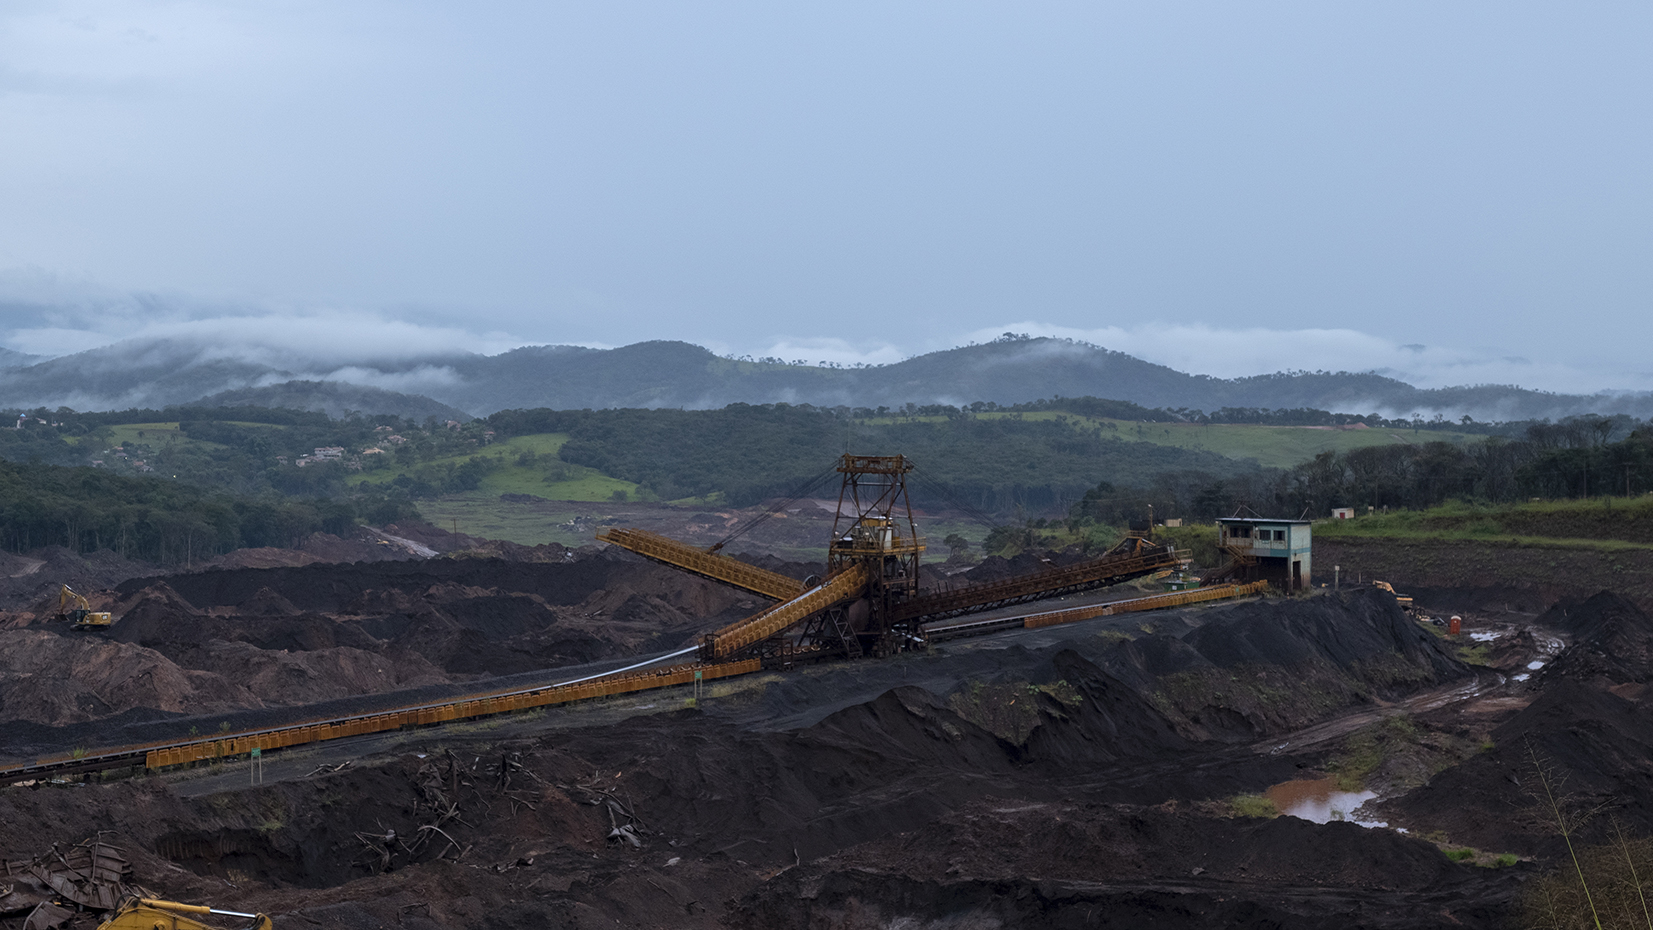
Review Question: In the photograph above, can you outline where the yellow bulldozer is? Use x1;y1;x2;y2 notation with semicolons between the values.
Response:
95;898;272;930
55;584;112;630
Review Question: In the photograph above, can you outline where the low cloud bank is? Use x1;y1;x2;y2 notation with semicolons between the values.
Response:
960;322;1653;398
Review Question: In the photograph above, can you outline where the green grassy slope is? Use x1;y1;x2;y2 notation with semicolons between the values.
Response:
351;433;646;503
1314;496;1653;552
982;413;1472;469
854;412;1470;469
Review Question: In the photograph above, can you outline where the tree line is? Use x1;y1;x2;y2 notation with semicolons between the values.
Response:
0;458;419;564
1064;416;1653;527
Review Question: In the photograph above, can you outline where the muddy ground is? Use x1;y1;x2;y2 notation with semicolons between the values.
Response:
1;524;1649;928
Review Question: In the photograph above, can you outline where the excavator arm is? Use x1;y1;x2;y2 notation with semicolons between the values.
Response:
55;584;112;630
98;897;272;930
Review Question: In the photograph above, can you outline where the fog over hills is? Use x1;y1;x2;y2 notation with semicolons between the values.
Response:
1;334;1649;423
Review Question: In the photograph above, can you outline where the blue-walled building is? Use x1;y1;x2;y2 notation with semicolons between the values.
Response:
1215;518;1312;592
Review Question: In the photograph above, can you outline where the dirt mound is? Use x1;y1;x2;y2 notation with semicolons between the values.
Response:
0;629;254;726
0;546;154;611
199;640;447;705
1013;650;1194;765
1378;680;1653;857
237;586;304;616
112;581;204;627
201;548;324;571
1483;627;1541;670
1089;589;1470;739
1536;591;1653;684
950;547;1089;585
740;799;1515;930
1183;589;1460;677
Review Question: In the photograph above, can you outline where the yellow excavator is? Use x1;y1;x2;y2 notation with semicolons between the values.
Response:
96;898;272;930
1371;580;1414;609
55;584;112;630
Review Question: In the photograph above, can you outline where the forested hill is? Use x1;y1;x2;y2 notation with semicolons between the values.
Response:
3;334;1650;423
493;405;1264;512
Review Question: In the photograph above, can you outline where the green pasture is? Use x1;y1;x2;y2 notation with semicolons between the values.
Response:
1315;495;1653;550
854;412;1473;469
355;432;646;504
414;493;591;547
94;422;226;452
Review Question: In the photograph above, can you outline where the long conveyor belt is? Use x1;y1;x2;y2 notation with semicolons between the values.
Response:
893;541;1189;625
596;527;804;600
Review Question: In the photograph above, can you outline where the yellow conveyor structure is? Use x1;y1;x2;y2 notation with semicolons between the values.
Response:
596;527;804;601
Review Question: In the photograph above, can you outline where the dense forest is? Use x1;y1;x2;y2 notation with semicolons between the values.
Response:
0;458;418;563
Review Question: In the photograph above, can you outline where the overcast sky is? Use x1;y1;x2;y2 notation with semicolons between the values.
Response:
1;2;1649;393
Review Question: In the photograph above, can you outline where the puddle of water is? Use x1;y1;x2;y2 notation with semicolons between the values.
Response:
1265;777;1384;827
1469;631;1502;642
1527;660;1546;670
1513;673;1530;682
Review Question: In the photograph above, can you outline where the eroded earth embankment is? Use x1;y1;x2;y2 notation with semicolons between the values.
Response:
1;586;1559;929
0;547;765;747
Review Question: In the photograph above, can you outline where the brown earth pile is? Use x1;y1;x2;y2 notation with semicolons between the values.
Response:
0;552;763;731
0;629;253;726
1534;590;1653;685
1091;588;1468;739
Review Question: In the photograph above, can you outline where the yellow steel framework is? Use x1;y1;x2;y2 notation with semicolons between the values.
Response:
138;657;762;771
892;537;1189;625
704;563;871;660
596;527;803;601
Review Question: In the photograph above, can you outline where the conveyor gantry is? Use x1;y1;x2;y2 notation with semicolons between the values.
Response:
596;527;804;601
701;563;872;661
892;536;1189;627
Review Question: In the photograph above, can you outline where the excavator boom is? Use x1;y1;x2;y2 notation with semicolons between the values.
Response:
98;898;271;930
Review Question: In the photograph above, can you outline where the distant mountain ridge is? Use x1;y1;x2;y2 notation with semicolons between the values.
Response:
0;334;1648;423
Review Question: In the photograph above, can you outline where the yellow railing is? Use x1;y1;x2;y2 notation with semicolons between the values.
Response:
138;658;762;770
708;563;871;659
596;527;803;601
1020;581;1270;629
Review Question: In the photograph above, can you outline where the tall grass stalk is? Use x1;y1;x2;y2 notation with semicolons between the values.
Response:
1528;741;1604;930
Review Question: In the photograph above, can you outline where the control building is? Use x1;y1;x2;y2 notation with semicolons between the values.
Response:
1215;518;1312;592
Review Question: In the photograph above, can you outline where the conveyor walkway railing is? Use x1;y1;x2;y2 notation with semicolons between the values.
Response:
596;527;803;601
923;581;1269;642
894;543;1189;625
705;563;870;659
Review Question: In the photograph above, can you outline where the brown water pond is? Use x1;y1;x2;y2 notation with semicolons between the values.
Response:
1265;777;1382;826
